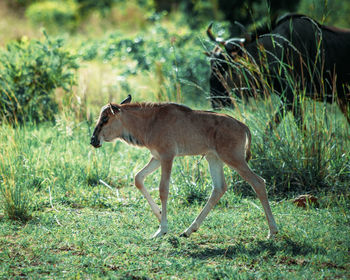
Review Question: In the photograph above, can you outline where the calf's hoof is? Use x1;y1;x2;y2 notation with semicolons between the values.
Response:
267;230;278;239
151;228;167;239
179;232;190;238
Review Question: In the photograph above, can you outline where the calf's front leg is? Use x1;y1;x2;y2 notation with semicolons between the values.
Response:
135;157;161;221
152;157;173;238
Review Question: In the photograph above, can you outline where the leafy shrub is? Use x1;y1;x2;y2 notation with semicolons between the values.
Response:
26;0;79;31
79;26;210;102
0;32;79;124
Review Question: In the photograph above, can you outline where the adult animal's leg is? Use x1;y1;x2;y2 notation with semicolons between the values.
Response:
180;153;227;237
135;157;161;221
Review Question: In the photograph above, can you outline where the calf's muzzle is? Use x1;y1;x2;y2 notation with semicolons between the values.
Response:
90;135;101;148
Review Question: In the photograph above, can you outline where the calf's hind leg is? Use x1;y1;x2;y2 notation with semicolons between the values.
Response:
181;153;227;237
224;156;278;238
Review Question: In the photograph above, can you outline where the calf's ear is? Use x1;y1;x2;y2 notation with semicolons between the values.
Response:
120;94;132;105
109;103;120;115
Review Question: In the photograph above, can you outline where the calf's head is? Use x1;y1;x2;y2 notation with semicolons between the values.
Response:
90;95;132;148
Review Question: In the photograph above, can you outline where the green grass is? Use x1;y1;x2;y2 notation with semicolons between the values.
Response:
0;114;349;279
1;201;349;279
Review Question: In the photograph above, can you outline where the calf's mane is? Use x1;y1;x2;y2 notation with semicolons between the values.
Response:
119;102;193;112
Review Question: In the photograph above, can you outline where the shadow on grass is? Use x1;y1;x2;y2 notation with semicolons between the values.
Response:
184;236;326;260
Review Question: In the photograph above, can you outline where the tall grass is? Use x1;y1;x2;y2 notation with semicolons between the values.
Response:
246;98;349;195
0;126;32;221
0;182;31;222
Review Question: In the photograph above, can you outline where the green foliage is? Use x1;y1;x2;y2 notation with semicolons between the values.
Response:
24;0;155;29
26;0;79;31
154;0;301;29
298;0;350;27
79;26;210;102
5;0;35;9
76;0;114;16
77;0;155;17
0;33;79;124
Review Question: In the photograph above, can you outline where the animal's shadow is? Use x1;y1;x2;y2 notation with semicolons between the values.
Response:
182;236;325;260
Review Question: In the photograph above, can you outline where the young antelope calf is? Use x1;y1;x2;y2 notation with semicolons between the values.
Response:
90;95;278;238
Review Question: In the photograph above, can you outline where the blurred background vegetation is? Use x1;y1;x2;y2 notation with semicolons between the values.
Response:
5;0;350;33
2;0;350;120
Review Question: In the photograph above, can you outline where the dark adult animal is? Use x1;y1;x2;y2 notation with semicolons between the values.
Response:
207;14;350;130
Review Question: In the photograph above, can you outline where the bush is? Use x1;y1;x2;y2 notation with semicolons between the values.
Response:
0;32;79;124
26;0;79;31
79;26;210;102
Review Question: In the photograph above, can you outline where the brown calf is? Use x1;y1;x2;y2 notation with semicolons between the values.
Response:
90;95;278;238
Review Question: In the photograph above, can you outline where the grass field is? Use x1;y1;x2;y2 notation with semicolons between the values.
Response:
1;198;349;279
0;108;349;279
0;1;350;279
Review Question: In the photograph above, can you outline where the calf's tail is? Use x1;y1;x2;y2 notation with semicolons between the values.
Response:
245;126;252;162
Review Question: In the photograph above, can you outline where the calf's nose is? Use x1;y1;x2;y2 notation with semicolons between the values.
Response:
90;135;100;148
